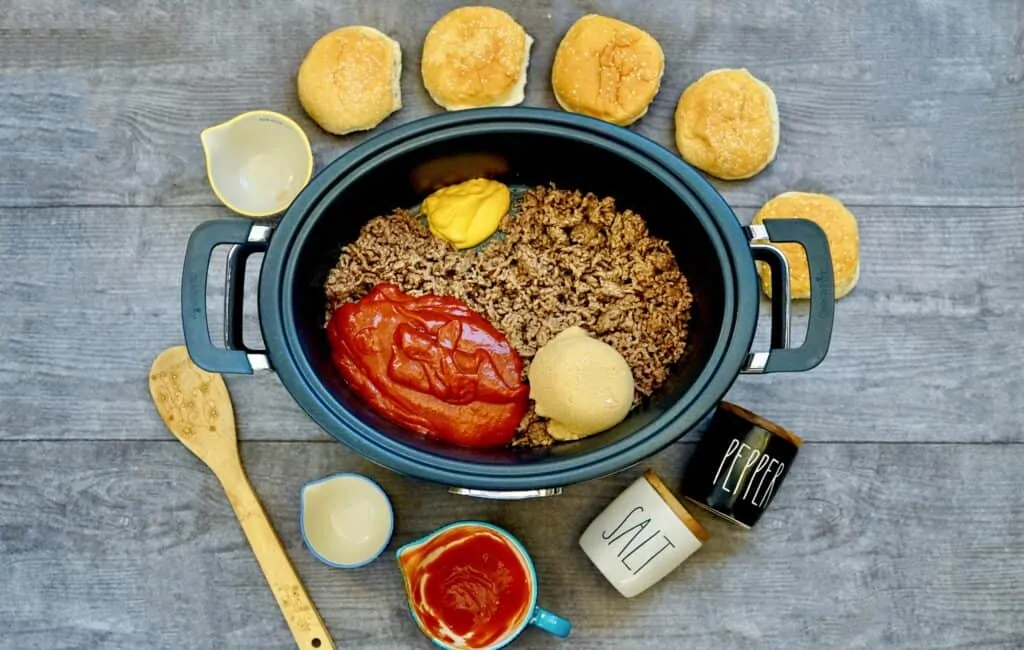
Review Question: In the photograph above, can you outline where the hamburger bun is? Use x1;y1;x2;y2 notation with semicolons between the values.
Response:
752;192;860;300
297;26;402;135
421;6;533;110
551;14;664;126
674;68;779;180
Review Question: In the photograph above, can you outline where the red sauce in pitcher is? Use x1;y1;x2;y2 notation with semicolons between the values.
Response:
399;525;533;648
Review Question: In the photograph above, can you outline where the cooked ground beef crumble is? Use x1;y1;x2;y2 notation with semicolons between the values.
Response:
324;185;693;446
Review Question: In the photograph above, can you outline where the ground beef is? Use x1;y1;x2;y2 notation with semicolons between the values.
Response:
324;186;694;446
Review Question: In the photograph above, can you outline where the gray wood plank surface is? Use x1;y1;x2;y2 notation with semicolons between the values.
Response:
2;205;1020;443
1;0;1022;208
2;0;1023;648
1;441;1020;650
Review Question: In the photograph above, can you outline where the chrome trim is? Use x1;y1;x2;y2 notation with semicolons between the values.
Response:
448;487;563;500
247;353;272;372
224;244;244;348
746;223;769;242
248;224;273;243
749;244;792;348
743;237;793;374
742;351;770;374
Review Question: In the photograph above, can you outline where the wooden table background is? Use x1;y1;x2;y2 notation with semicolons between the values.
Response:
2;0;1022;648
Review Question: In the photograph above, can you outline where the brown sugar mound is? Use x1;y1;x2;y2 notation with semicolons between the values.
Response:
324;186;694;446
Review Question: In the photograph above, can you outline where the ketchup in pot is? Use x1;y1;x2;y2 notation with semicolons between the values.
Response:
326;283;529;448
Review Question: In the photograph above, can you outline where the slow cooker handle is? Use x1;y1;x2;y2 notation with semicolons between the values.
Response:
744;218;835;374
181;219;271;375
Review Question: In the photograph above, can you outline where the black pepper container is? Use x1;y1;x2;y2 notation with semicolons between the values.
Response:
680;402;802;528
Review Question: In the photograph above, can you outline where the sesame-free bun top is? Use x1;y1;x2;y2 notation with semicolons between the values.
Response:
752;192;860;300
674;68;779;180
421;6;533;110
551;14;665;126
297;26;402;135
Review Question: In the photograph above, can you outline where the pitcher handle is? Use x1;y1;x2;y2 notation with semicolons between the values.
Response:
530;607;572;638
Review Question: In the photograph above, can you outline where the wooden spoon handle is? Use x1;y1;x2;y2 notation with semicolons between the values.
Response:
220;468;335;650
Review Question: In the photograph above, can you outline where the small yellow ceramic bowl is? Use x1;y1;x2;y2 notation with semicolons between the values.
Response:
200;110;313;218
300;473;394;568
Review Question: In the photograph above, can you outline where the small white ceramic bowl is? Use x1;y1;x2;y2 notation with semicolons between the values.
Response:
300;473;394;568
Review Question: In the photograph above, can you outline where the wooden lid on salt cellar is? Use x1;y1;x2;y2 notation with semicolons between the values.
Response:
643;469;709;542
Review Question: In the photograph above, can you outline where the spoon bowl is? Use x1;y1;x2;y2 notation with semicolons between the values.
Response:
149;346;335;650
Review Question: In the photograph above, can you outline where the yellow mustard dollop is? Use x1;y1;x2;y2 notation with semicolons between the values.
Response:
421;178;510;249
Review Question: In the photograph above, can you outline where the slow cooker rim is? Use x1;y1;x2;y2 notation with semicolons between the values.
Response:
260;109;758;489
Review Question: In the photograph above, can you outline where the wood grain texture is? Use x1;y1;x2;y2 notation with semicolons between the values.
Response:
2;1;1023;648
0;441;1021;650
149;347;334;649
1;0;1022;208
1;205;1020;443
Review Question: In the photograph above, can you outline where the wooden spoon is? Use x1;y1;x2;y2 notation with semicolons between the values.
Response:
149;346;335;650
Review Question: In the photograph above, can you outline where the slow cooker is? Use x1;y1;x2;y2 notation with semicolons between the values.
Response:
181;108;834;497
